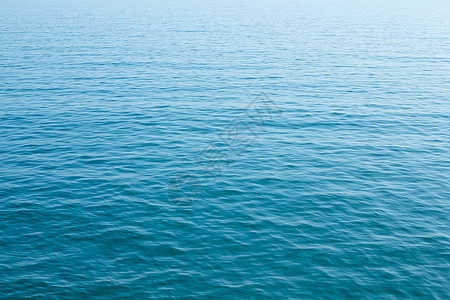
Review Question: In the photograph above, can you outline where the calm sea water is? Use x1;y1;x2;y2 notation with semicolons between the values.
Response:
1;0;449;298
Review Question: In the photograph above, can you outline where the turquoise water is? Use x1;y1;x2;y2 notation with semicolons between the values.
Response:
1;0;449;298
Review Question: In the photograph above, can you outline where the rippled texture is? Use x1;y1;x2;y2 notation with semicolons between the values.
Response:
1;0;449;298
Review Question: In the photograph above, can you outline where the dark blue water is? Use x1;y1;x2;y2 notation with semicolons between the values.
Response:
1;0;449;298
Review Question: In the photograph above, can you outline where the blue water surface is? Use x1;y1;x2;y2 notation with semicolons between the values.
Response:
1;0;449;298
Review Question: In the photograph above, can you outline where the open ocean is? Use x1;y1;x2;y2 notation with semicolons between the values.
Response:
1;0;449;298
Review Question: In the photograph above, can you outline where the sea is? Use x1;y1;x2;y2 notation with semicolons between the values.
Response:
0;0;449;298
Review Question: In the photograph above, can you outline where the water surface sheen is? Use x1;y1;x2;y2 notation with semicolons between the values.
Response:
1;0;449;298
